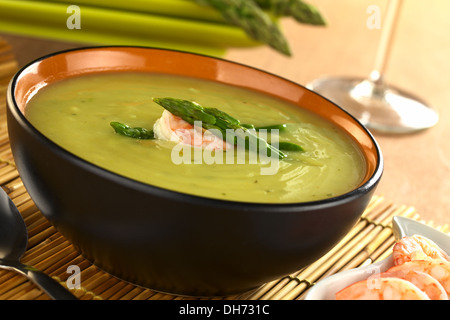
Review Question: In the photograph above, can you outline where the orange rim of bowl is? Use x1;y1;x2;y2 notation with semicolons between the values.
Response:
10;46;382;202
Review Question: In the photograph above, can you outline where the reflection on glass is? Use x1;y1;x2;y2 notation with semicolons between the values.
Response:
307;0;438;133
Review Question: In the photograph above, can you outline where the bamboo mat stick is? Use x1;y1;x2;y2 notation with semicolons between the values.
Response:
3;177;23;192
7;282;46;300
43;246;79;275
119;287;147;300
153;292;181;300
0;270;24;292
0;269;16;285
110;283;141;300
101;281;134;300
0;168;19;185
3;184;25;199
0;134;10;149
132;289;157;300
340;228;393;272
0;281;37;300
0;274;29;298
268;277;306;300
368;235;396;264
86;277;122;298
82;272;114;293
23;236;68;265
12;287;44;300
347;208;417;269
0;151;12;163
23;208;47;228
0;144;13;158
27;224;57;248
19;202;45;223
80;268;117;292
27;241;72;271
25;217;52;238
0;164;15;177
10;191;34;209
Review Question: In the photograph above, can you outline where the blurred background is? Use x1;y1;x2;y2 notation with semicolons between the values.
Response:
1;0;449;226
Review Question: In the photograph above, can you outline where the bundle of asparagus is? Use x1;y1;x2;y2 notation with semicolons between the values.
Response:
0;0;325;57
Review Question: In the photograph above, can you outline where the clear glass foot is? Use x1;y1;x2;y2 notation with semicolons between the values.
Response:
307;73;439;133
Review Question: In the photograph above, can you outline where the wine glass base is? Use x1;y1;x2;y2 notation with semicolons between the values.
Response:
307;76;439;134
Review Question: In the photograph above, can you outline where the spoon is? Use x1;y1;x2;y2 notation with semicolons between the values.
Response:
0;188;77;300
304;216;450;300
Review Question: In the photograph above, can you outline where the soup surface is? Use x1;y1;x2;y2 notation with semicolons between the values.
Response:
25;72;365;203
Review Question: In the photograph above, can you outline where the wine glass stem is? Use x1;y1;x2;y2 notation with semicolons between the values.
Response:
370;0;404;85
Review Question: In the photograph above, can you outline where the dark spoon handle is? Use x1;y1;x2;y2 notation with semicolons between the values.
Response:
0;260;78;300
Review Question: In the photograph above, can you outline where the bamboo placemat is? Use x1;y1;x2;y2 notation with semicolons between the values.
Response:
0;38;448;300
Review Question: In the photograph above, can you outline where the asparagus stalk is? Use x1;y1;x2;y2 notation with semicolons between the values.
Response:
152;97;288;159
241;125;303;151
255;0;326;25
193;0;291;56
44;0;226;23
110;122;155;139
0;0;260;58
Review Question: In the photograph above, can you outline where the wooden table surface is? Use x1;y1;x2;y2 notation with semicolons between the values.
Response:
1;0;449;226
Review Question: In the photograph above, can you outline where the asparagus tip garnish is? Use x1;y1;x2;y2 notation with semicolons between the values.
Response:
153;97;290;159
110;121;155;140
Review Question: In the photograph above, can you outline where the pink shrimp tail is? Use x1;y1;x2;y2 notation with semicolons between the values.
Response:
393;235;450;266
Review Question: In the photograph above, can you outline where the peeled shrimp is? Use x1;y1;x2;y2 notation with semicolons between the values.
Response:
376;269;447;300
153;110;230;150
336;277;430;300
335;235;449;300
393;235;450;266
387;259;450;297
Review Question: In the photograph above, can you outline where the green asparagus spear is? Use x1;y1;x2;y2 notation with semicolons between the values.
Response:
193;0;291;56
156;99;217;125
244;124;304;151
240;123;255;129
110;121;155;139
204;107;241;126
254;0;326;25
152;97;289;159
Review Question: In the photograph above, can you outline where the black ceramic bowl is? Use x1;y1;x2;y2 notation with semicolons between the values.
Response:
6;47;383;297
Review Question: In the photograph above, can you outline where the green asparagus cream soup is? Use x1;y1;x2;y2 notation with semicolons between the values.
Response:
25;72;366;203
